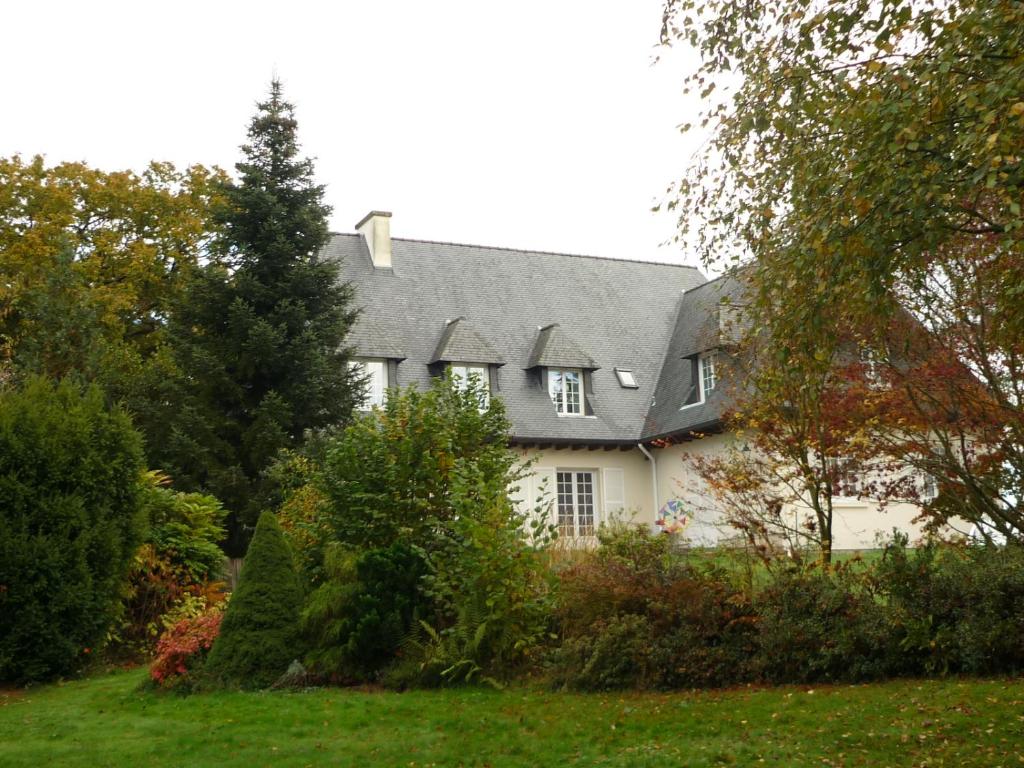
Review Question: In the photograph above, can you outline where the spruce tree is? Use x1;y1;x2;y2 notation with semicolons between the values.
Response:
164;80;359;554
203;510;303;689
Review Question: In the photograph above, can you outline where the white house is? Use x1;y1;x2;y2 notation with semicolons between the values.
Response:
334;211;931;551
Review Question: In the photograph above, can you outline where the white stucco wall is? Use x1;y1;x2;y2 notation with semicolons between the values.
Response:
511;437;936;551
511;445;654;531
653;434;936;551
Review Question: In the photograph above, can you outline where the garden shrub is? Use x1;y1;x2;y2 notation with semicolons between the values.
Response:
876;538;1024;675
111;473;227;658
303;541;429;681
0;376;146;683
303;380;555;686
552;525;758;690
204;510;302;689
149;607;224;691
550;614;655;691
755;562;894;683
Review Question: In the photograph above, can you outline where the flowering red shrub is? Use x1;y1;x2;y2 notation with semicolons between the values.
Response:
149;610;223;687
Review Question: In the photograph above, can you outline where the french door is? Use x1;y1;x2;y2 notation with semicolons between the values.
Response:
556;470;596;537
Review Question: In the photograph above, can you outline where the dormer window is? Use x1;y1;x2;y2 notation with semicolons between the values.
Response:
549;368;583;415
350;358;388;410
449;363;490;409
701;352;717;398
681;351;717;410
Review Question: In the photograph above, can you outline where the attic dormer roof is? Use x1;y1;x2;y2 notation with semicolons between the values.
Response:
429;317;505;365
348;315;405;360
526;323;599;370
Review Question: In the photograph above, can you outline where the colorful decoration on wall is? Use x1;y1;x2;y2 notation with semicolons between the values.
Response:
656;498;690;535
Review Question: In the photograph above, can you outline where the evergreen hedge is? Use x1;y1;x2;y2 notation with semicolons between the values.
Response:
0;377;145;683
204;510;302;688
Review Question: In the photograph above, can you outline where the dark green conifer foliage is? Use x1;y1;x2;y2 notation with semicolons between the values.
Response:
164;80;359;553
0;377;145;683
204;510;302;689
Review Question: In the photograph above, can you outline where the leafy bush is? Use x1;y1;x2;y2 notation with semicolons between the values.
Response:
755;563;893;683
204;511;302;689
112;473;227;657
304;380;555;686
149;608;224;690
876;538;1024;675
318;381;523;550
552;525;758;691
302;542;429;681
0;377;145;683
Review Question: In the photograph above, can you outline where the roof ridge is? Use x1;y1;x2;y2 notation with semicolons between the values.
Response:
681;272;730;294
328;232;704;271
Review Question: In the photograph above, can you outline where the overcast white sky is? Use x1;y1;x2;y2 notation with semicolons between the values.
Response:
3;1;704;266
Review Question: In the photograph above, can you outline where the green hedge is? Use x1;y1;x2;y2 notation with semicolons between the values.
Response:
0;377;145;683
550;527;1024;690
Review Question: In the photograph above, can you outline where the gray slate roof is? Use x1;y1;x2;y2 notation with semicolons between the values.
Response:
526;324;598;370
430;317;504;365
644;275;748;439
325;233;713;443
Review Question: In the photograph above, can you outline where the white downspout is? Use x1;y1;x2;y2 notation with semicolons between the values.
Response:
637;442;659;521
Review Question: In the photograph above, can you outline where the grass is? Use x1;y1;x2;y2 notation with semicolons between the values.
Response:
2;670;1024;766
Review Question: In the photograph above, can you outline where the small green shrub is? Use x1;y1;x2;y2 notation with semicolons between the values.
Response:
302;541;428;681
204;511;302;689
111;473;227;657
0;377;146;683
550;614;654;691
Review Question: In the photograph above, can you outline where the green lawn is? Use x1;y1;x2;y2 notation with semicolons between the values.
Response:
2;670;1024;767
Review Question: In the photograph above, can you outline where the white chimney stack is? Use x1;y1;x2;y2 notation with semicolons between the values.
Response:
356;210;393;269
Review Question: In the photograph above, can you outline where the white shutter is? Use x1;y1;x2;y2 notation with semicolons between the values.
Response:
603;468;625;519
530;467;558;527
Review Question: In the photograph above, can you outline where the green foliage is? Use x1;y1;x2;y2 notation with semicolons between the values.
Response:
876;538;1024;675
302;542;429;681
662;0;1024;537
111;473;227;657
551;525;758;691
306;379;555;685
163;80;359;554
204;511;302;689
755;563;893;683
319;380;519;550
551;526;1024;689
0;377;146;682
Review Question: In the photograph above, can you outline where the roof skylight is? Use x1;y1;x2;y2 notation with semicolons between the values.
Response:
615;368;639;388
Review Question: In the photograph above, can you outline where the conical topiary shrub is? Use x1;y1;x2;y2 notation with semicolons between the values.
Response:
204;510;303;689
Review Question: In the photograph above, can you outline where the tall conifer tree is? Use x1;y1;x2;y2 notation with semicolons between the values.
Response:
166;80;358;554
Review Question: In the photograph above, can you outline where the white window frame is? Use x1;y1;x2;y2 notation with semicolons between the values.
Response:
350;358;387;410
829;456;862;499
556;469;597;537
919;472;938;502
680;352;717;411
449;363;490;409
859;347;882;388
701;352;717;398
614;368;638;389
548;368;583;416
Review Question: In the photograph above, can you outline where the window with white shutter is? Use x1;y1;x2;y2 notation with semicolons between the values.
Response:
602;468;625;517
